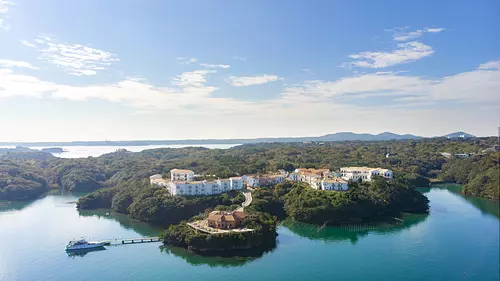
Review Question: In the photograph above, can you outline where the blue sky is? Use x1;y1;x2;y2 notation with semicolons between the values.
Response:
0;0;499;141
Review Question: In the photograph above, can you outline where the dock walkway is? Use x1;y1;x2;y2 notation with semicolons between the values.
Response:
96;237;161;245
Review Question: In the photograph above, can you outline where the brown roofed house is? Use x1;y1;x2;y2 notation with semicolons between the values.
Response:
207;210;247;229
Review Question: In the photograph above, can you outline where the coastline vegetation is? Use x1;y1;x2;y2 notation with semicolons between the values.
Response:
77;181;245;225
439;152;499;200
1;137;497;202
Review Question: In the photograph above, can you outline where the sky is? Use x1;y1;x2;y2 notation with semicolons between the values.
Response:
0;0;499;142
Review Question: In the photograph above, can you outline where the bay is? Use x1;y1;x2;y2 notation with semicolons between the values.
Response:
0;185;498;281
0;144;241;158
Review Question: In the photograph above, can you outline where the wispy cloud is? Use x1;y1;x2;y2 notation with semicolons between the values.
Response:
0;59;39;70
388;26;445;41
200;63;231;69
226;75;282;87
22;35;119;76
1;60;499;138
172;70;216;88
20;40;37;48
231;55;246;61
284;60;500;103
0;0;14;31
177;57;198;65
348;41;434;68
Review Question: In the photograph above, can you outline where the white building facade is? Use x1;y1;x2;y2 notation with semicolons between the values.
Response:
170;169;195;182
230;177;244;190
340;167;393;182
149;174;168;186
321;178;348;191
152;169;248;196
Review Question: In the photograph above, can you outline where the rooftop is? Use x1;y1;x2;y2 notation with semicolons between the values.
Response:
341;166;391;172
295;168;330;175
323;178;347;184
208;210;247;222
151;178;168;184
171;169;194;173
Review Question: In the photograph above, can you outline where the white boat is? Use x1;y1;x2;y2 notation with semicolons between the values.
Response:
65;239;105;251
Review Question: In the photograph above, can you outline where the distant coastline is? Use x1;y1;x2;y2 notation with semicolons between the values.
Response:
0;131;483;147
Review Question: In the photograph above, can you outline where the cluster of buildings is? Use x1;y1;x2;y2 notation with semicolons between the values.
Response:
339;167;393;182
150;166;393;196
150;169;243;196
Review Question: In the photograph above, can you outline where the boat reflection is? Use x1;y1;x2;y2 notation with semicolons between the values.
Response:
66;247;106;258
281;212;429;244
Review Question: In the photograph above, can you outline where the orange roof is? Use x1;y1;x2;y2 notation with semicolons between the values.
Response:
207;210;247;222
296;168;329;175
233;211;247;219
323;177;347;184
171;169;194;173
208;212;224;222
223;215;236;222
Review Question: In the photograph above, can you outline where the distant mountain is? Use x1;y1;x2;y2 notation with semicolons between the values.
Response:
316;132;421;141
0;132;423;147
442;132;475;139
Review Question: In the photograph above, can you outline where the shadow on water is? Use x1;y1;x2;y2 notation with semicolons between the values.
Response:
0;199;37;212
281;213;429;245
0;190;90;212
158;239;277;268
77;209;162;237
66;247;107;258
420;184;500;218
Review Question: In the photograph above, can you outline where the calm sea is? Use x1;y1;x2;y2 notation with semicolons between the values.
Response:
0;185;498;281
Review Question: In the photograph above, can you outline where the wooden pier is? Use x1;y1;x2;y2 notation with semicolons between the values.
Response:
97;237;161;246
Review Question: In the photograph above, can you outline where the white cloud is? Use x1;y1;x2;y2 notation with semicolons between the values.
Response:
177;57;197;65
200;63;231;69
23;35;119;76
0;59;39;70
0;68;224;112
0;0;14;31
390;26;445;41
1;61;499;139
426;28;444;33
348;41;434;68
231;55;246;61
284;60;500;103
172;70;216;88
478;61;500;70
20;40;37;48
227;75;281;87
0;69;55;98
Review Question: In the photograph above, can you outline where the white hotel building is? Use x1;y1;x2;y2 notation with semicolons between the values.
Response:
321;178;348;191
339;167;393;182
288;168;349;191
150;169;244;196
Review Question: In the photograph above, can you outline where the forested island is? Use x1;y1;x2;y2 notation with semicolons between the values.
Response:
1;137;498;202
161;212;277;254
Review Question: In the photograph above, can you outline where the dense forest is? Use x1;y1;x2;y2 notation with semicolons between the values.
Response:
440;152;499;199
0;137;497;201
0;160;48;200
77;181;245;225
248;180;428;225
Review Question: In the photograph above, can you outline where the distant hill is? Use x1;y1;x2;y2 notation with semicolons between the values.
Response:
443;132;475;139
316;132;421;141
0;132;423;147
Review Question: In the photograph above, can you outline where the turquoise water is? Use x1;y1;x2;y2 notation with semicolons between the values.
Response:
0;185;498;281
